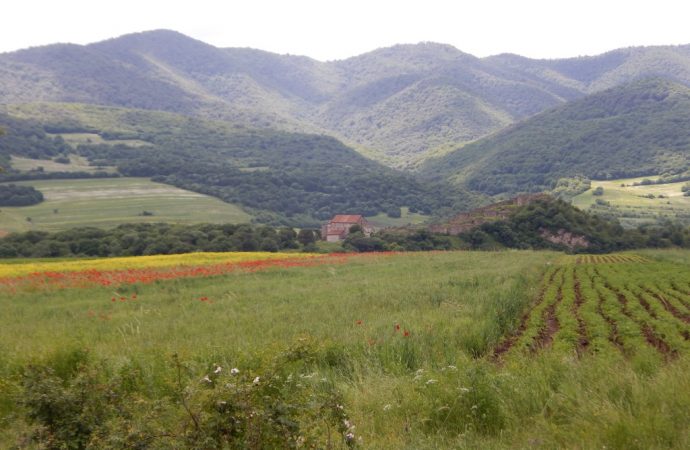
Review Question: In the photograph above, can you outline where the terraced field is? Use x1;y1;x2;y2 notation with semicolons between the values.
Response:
495;253;690;362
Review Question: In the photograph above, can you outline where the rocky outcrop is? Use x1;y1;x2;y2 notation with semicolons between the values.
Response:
539;229;589;250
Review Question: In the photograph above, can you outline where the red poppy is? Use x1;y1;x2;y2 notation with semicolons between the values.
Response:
403;330;410;337
395;324;400;331
356;320;363;325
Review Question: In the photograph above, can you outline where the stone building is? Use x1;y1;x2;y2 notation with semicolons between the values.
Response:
321;215;374;242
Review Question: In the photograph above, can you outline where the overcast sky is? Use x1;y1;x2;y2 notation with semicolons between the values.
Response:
3;0;689;60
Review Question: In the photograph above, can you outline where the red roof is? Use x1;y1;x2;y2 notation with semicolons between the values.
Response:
330;215;364;223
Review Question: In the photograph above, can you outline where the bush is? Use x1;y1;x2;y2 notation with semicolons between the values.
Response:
0;184;44;206
15;341;358;449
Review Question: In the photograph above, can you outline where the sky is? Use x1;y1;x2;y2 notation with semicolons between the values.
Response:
2;0;690;60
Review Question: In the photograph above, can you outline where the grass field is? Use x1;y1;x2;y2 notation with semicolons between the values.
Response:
572;177;690;227
0;178;251;233
0;249;688;448
366;207;429;228
48;132;152;148
9;155;117;173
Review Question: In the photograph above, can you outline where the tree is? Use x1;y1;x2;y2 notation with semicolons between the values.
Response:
297;229;316;246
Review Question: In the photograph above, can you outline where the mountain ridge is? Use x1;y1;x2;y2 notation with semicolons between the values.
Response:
2;30;690;166
421;78;690;194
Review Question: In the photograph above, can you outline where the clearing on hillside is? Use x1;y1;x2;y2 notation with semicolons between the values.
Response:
9;155;117;174
572;176;690;227
0;178;251;233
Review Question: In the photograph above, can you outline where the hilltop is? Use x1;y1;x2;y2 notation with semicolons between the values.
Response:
0;104;483;226
2;30;690;166
422;78;690;194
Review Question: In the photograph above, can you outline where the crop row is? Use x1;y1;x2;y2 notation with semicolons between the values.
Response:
575;254;647;265
495;254;690;361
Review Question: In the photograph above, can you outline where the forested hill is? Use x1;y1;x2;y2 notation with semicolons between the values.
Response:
0;105;483;226
421;78;690;195
1;30;690;166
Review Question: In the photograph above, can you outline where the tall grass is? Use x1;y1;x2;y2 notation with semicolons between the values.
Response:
1;250;689;448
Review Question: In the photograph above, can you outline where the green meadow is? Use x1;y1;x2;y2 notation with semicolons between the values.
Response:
0;178;252;233
1;250;688;448
572;177;690;227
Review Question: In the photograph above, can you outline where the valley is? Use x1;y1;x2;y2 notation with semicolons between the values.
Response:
0;28;689;449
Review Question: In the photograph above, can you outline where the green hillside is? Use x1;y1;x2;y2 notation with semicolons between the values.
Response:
422;79;690;194
572;176;690;227
2;31;690;166
0;104;483;226
0;178;251;233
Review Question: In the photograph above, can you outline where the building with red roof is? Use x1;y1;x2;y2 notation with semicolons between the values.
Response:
321;215;374;242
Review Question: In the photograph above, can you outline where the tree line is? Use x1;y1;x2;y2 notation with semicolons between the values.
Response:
0;223;323;258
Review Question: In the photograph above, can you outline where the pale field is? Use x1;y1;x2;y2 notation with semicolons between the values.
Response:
0;178;252;233
572;176;690;227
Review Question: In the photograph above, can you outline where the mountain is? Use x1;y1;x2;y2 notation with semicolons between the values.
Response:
0;104;483;226
2;30;690;166
420;78;690;195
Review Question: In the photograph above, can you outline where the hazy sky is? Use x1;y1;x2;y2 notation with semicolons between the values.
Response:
3;0;690;60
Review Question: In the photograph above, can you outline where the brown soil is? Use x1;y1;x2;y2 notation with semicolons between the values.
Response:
530;275;564;353
572;272;590;356
641;325;678;360
643;288;690;324
667;284;690;310
604;284;677;359
492;270;556;360
595;290;625;353
635;293;658;319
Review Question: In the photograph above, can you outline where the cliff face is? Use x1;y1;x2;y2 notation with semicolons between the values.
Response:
540;228;589;250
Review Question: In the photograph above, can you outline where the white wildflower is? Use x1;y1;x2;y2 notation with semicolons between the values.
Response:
201;375;212;384
345;432;355;441
426;379;438;385
447;365;457;371
253;376;260;385
214;365;222;374
230;368;240;375
383;404;392;411
459;387;470;393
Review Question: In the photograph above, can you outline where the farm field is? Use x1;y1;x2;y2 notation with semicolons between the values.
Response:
365;207;429;228
9;155;117;174
0;178;252;233
572;176;690;227
0;250;689;448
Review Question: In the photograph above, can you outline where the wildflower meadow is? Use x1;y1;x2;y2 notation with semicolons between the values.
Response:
0;249;689;448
